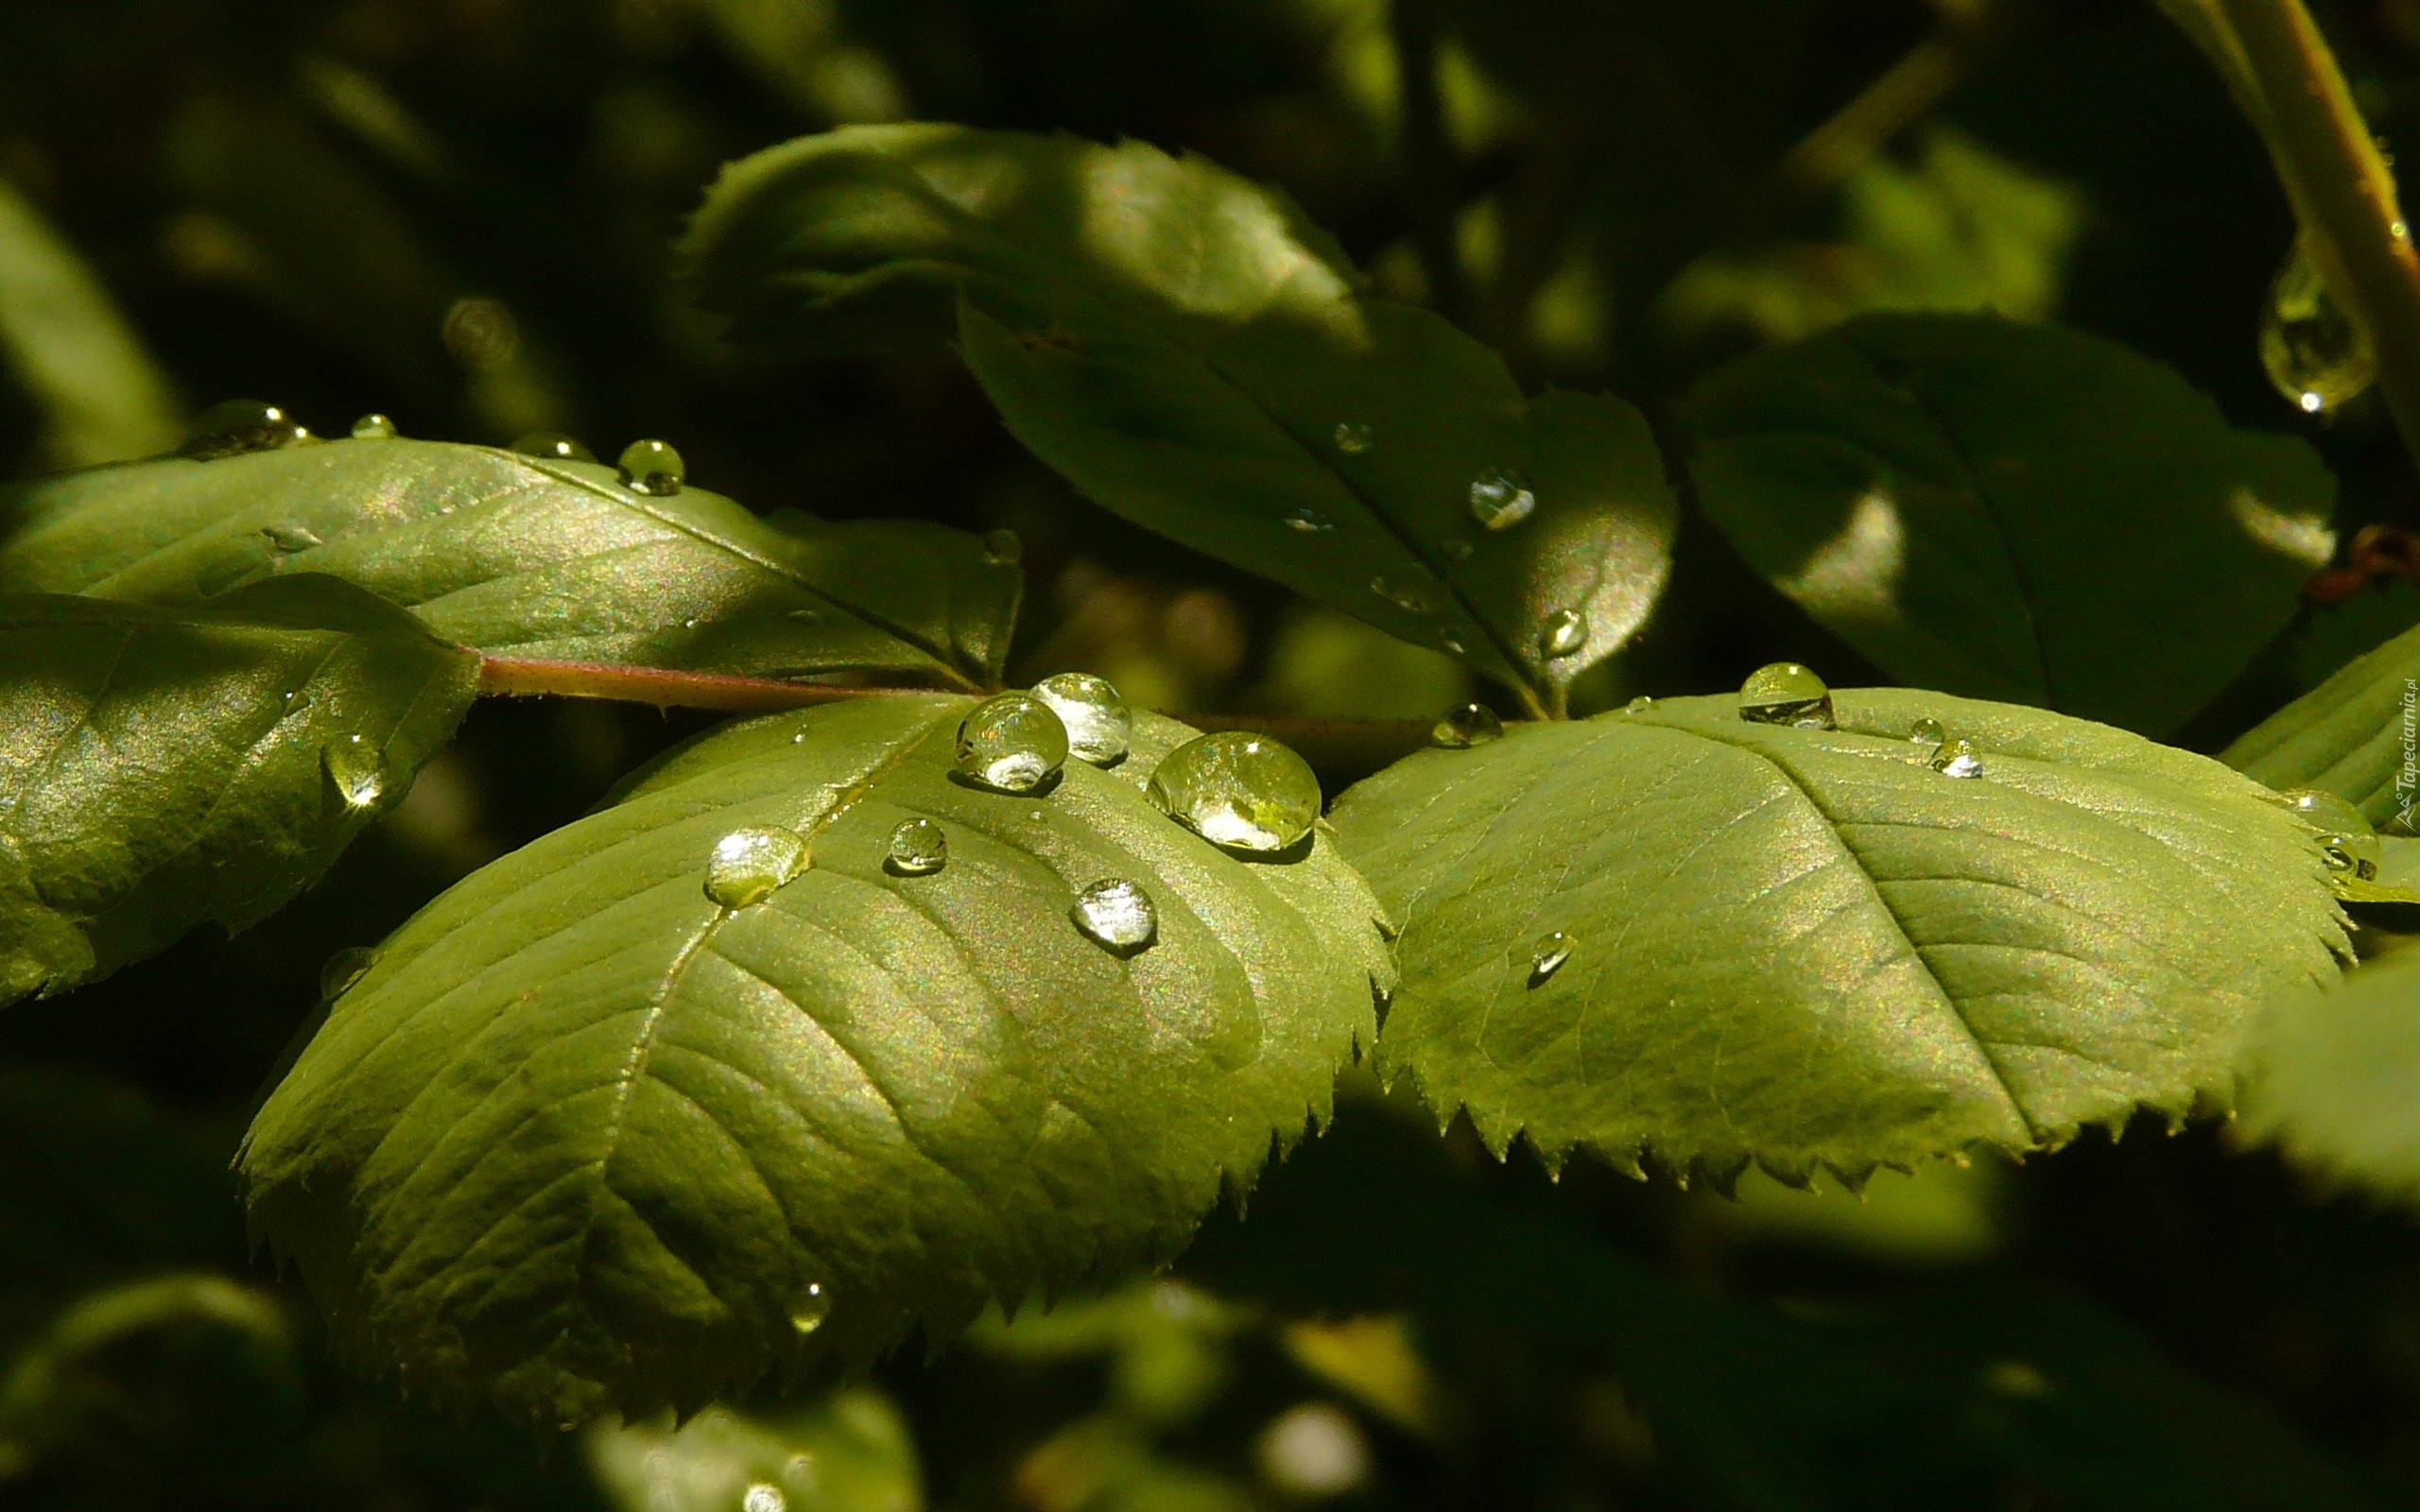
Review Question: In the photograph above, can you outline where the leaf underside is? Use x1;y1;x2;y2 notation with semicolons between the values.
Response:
2225;618;2420;835
240;696;1390;1428
0;575;475;1008
1330;687;2347;1183
0;438;1019;687
680;125;1676;712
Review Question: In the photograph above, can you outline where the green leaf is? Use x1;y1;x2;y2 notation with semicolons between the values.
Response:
0;438;1019;688
239;695;1391;1427
0;177;181;469
679;126;1676;713
1679;313;2336;736
587;1389;922;1512
0;575;475;1008
1329;687;2347;1180
2240;952;2420;1204
2225;618;2420;834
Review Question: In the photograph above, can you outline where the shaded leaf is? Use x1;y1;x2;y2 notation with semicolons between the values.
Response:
0;575;475;1007
1328;687;2346;1180
1680;313;2335;736
0;177;181;469
2241;952;2420;1204
680;125;1676;713
0;438;1018;687
240;695;1390;1426
2226;618;2420;834
588;1388;921;1512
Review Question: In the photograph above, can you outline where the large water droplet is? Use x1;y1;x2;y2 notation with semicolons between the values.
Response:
886;817;947;876
1929;737;1984;779
1284;506;1336;534
788;1282;831;1335
349;413;399;440
1149;730;1321;853
1623;695;1655;714
1909;716;1946;747
263;521;323;553
1431;703;1502;748
1071;878;1158;954
1372;574;1444;614
1737;662;1836;729
704;825;809;909
321;735;388;809
1334;421;1374;455
511;430;596;462
2283;787;2382;879
743;1483;787;1512
1537;609;1588;660
1468;468;1537;532
182;399;311;459
616;438;685;495
1529;932;1573;986
320;946;378;1003
2262;240;2377;416
954;693;1069;793
983;528;1022;565
1030;673;1132;765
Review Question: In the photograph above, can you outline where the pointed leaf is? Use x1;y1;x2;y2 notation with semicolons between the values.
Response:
1679;314;2335;736
240;695;1390;1427
1329;687;2346;1180
680;126;1676;712
2225;618;2420;834
0;438;1019;687
0;575;475;1008
2241;953;2420;1206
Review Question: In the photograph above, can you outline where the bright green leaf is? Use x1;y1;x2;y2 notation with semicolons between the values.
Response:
2226;618;2420;834
0;438;1018;687
240;695;1390;1427
1679;314;2335;736
680;126;1676;713
588;1388;921;1512
0;576;475;1008
1329;687;2346;1180
2240;952;2420;1205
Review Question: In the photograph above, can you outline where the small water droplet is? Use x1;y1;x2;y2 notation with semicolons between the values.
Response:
1538;609;1588;660
1529;931;1573;986
1738;662;1836;729
983;528;1022;565
1071;878;1158;954
886;817;947;876
704;825;809;909
1468;468;1537;532
1149;730;1321;853
2263;239;2376;416
1431;703;1503;748
1030;673;1132;765
743;1483;787;1512
788;1282;831;1335
1334;421;1374;455
1930;738;1984;779
182;399;311;459
954;692;1069;793
785;607;824;625
1442;635;1466;655
1372;574;1445;613
349;413;399;440
1623;695;1655;714
680;616;700;629
321;734;388;809
320;946;379;1002
510;430;596;462
1909;716;1946;746
616;438;686;495
263;521;323;553
2283;787;2382;879
1285;507;1336;534
789;730;808;744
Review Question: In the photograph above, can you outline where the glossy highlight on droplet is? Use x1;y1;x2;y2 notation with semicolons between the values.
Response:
1149;730;1321;853
1737;662;1835;730
182;399;312;459
319;946;378;1003
704;825;809;909
1030;673;1132;765
983;528;1022;565
1071;878;1157;955
263;521;323;553
1929;737;1983;779
616;438;686;495
886;817;947;876
1909;716;1946;746
1431;703;1503;748
2282;787;2382;880
320;734;388;809
1372;574;1444;614
954;693;1069;793
510;430;596;462
1334;421;1374;455
1538;609;1588;660
1467;468;1537;532
2262;239;2377;416
1529;931;1573;987
788;1282;831;1335
349;413;398;439
1285;507;1336;534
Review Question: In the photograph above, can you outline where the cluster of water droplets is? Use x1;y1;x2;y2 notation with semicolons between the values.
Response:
2262;239;2377;417
2281;787;2382;880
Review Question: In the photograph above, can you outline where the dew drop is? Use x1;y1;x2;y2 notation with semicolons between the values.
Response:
1030;672;1132;765
510;430;596;462
1529;931;1574;986
320;946;379;1003
785;607;824;625
704;825;809;909
616;438;685;495
788;1282;832;1335
1372;574;1445;614
349;413;399;440
886;817;947;876
263;521;323;553
1737;662;1836;729
1442;635;1466;655
1334;421;1374;455
743;1484;787;1512
1623;695;1655;714
983;528;1022;565
1071;878;1158;954
1285;506;1337;535
1431;703;1503;748
182;399;312;459
1149;730;1322;853
1929;737;1984;780
321;734;389;810
954;692;1069;793
2262;239;2377;416
1468;468;1538;532
1909;716;1946;747
2282;787;2382;879
1538;609;1588;660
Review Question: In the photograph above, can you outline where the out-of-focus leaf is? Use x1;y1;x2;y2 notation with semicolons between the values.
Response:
1680;313;2335;736
2241;952;2420;1204
0;438;1019;687
0;177;180;468
0;576;476;1008
2227;618;2420;834
241;697;1390;1426
1330;687;2347;1180
681;125;1677;713
2291;584;2420;694
588;1389;920;1512
974;1279;1240;1427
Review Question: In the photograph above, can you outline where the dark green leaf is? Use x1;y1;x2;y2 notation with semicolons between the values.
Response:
0;438;1018;688
0;576;475;1007
2226;618;2420;834
1329;687;2346;1179
1679;314;2335;736
680;126;1676;713
240;695;1390;1427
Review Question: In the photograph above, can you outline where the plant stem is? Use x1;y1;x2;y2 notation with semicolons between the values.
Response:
2210;0;2420;468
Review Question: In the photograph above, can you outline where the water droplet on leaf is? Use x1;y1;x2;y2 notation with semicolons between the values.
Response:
1468;468;1537;532
886;817;947;876
1538;609;1588;660
320;946;378;1002
321;735;388;809
1930;737;1984;779
263;521;323;553
1372;574;1444;614
1285;507;1336;534
704;825;809;909
1909;716;1946;746
788;1282;831;1335
1530;932;1573;986
1149;730;1321;853
785;607;823;625
1623;695;1655;714
182;399;311;459
1431;703;1502;747
616;438;685;495
349;413;398;439
1738;662;1836;729
2262;240;2377;416
1334;421;1374;455
510;430;596;462
1030;672;1132;765
954;692;1068;793
1071;878;1158;954
2283;787;2382;879
983;528;1022;565
743;1484;786;1512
